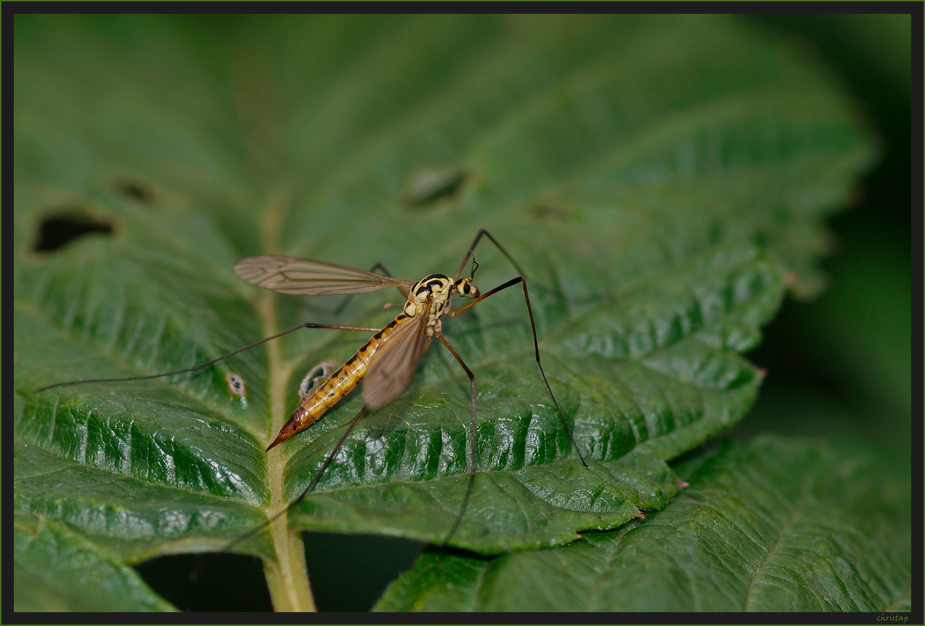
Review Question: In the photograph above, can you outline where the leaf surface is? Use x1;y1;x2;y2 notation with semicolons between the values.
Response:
375;435;911;611
14;518;177;612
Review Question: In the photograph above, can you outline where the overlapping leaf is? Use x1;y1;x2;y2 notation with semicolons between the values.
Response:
375;436;911;612
15;518;177;612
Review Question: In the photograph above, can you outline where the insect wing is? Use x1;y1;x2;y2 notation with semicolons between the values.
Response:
362;302;430;410
233;256;412;296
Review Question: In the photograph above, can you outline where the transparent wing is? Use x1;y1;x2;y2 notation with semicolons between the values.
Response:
363;301;431;410
233;256;412;296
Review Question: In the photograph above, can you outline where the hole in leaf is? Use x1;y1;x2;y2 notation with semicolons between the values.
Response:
298;360;338;402
33;211;114;252
403;165;467;208
135;553;271;611
113;177;158;204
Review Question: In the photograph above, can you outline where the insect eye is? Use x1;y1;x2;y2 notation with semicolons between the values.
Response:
455;279;478;297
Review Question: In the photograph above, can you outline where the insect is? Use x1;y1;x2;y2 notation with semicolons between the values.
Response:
35;229;587;554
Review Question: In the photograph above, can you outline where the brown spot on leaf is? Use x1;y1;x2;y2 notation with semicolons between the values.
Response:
113;177;158;204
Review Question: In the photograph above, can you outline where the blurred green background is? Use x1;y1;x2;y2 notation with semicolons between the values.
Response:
13;13;911;612
740;15;911;469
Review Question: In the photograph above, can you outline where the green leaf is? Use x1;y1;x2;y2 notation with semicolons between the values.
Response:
14;518;177;612
375;435;911;611
14;15;875;610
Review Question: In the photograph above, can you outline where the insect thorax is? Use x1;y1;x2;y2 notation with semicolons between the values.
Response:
404;274;452;335
403;273;480;337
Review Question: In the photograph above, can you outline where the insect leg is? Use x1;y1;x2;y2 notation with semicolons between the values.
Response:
34;322;382;393
333;262;406;315
286;404;368;510
418;335;432;359
448;277;588;467
454;228;527;282
435;333;477;548
193;405;368;577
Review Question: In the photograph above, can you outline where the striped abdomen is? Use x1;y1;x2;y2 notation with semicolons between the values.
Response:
265;313;410;451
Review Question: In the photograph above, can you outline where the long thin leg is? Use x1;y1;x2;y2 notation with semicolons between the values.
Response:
436;334;478;548
334;262;406;315
448;277;588;468
193;405;368;579
454;228;528;282
418;336;433;360
289;405;368;505
34;322;382;393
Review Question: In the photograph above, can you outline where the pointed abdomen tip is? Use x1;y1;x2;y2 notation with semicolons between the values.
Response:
265;406;313;452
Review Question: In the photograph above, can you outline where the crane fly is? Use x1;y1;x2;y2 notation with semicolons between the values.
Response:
35;229;587;555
